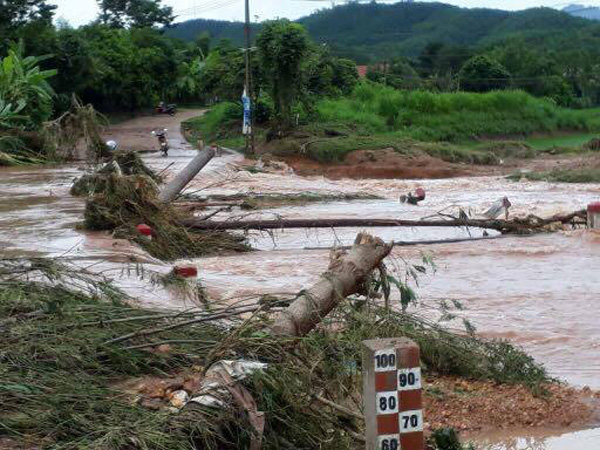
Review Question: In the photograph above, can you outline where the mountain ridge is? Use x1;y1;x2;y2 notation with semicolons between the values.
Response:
166;1;600;62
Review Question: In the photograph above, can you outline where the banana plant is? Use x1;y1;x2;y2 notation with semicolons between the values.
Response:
0;46;57;128
0;98;25;129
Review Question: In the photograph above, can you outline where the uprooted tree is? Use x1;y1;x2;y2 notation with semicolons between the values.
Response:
270;233;392;336
182;209;588;234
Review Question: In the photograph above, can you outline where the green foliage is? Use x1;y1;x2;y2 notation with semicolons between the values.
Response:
459;55;511;92
98;0;174;28
368;59;423;90
69;25;181;110
316;82;591;143
304;46;359;97
169;2;595;62
196;40;251;103
167;2;600;107
488;39;577;105
257;20;311;127
0;0;55;48
0;46;56;128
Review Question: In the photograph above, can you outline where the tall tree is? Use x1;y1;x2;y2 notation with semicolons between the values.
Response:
98;0;174;28
0;0;55;49
459;55;510;92
256;20;310;128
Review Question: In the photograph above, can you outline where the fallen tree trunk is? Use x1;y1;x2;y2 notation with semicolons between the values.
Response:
182;210;587;234
158;147;215;203
270;233;392;336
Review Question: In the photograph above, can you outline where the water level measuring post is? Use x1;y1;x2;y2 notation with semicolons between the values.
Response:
362;338;424;450
588;202;600;229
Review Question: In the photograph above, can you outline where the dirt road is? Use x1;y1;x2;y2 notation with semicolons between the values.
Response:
103;109;203;153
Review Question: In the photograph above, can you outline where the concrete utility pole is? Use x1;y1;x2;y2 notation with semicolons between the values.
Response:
244;0;255;155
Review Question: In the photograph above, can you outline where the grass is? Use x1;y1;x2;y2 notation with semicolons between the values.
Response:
524;133;600;151
186;83;600;164
508;168;600;183
182;102;247;150
315;84;594;143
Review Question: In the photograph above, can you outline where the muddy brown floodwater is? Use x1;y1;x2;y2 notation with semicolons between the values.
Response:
1;110;599;449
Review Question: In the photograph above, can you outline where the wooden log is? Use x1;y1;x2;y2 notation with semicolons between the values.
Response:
158;147;215;203
270;233;392;336
181;210;587;234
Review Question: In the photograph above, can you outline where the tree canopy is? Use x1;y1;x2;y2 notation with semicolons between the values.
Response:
257;20;311;127
98;0;174;28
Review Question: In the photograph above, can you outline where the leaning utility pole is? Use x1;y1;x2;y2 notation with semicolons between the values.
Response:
243;0;255;154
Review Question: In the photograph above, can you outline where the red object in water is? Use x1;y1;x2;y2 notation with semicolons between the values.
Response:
136;224;152;236
588;202;600;213
415;188;426;199
173;265;198;278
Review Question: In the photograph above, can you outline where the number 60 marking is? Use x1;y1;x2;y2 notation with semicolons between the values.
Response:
378;435;399;450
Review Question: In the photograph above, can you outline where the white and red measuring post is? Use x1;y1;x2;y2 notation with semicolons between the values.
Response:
363;338;424;450
588;202;600;229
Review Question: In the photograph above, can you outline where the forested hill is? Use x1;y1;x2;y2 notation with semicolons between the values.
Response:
167;1;598;62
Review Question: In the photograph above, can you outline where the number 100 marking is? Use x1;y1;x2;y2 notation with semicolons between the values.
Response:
374;349;397;372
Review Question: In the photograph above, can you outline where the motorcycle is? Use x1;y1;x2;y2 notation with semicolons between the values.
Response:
154;103;177;116
152;129;169;157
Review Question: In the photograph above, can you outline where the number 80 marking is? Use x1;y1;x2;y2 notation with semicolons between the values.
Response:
376;391;399;414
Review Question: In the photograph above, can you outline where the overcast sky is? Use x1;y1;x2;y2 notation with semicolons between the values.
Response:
51;0;600;27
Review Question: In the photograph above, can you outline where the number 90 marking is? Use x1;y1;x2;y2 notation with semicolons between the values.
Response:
398;368;421;390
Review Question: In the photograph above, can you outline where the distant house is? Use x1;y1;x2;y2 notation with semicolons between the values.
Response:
357;63;390;78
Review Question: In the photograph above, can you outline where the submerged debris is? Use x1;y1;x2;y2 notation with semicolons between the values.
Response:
78;165;246;260
42;96;108;161
71;150;161;197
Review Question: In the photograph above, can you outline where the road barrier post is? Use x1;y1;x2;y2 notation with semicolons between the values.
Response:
362;338;424;450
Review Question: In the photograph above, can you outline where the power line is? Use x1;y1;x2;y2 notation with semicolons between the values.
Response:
175;0;242;17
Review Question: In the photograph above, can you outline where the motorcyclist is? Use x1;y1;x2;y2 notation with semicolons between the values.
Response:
152;128;169;156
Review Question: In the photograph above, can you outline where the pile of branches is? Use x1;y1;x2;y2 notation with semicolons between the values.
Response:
42;96;108;161
71;150;161;197
74;153;247;260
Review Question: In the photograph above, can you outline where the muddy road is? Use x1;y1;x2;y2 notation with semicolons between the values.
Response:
1;110;599;449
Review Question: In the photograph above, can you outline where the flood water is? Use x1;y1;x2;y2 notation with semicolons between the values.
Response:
1;139;599;449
